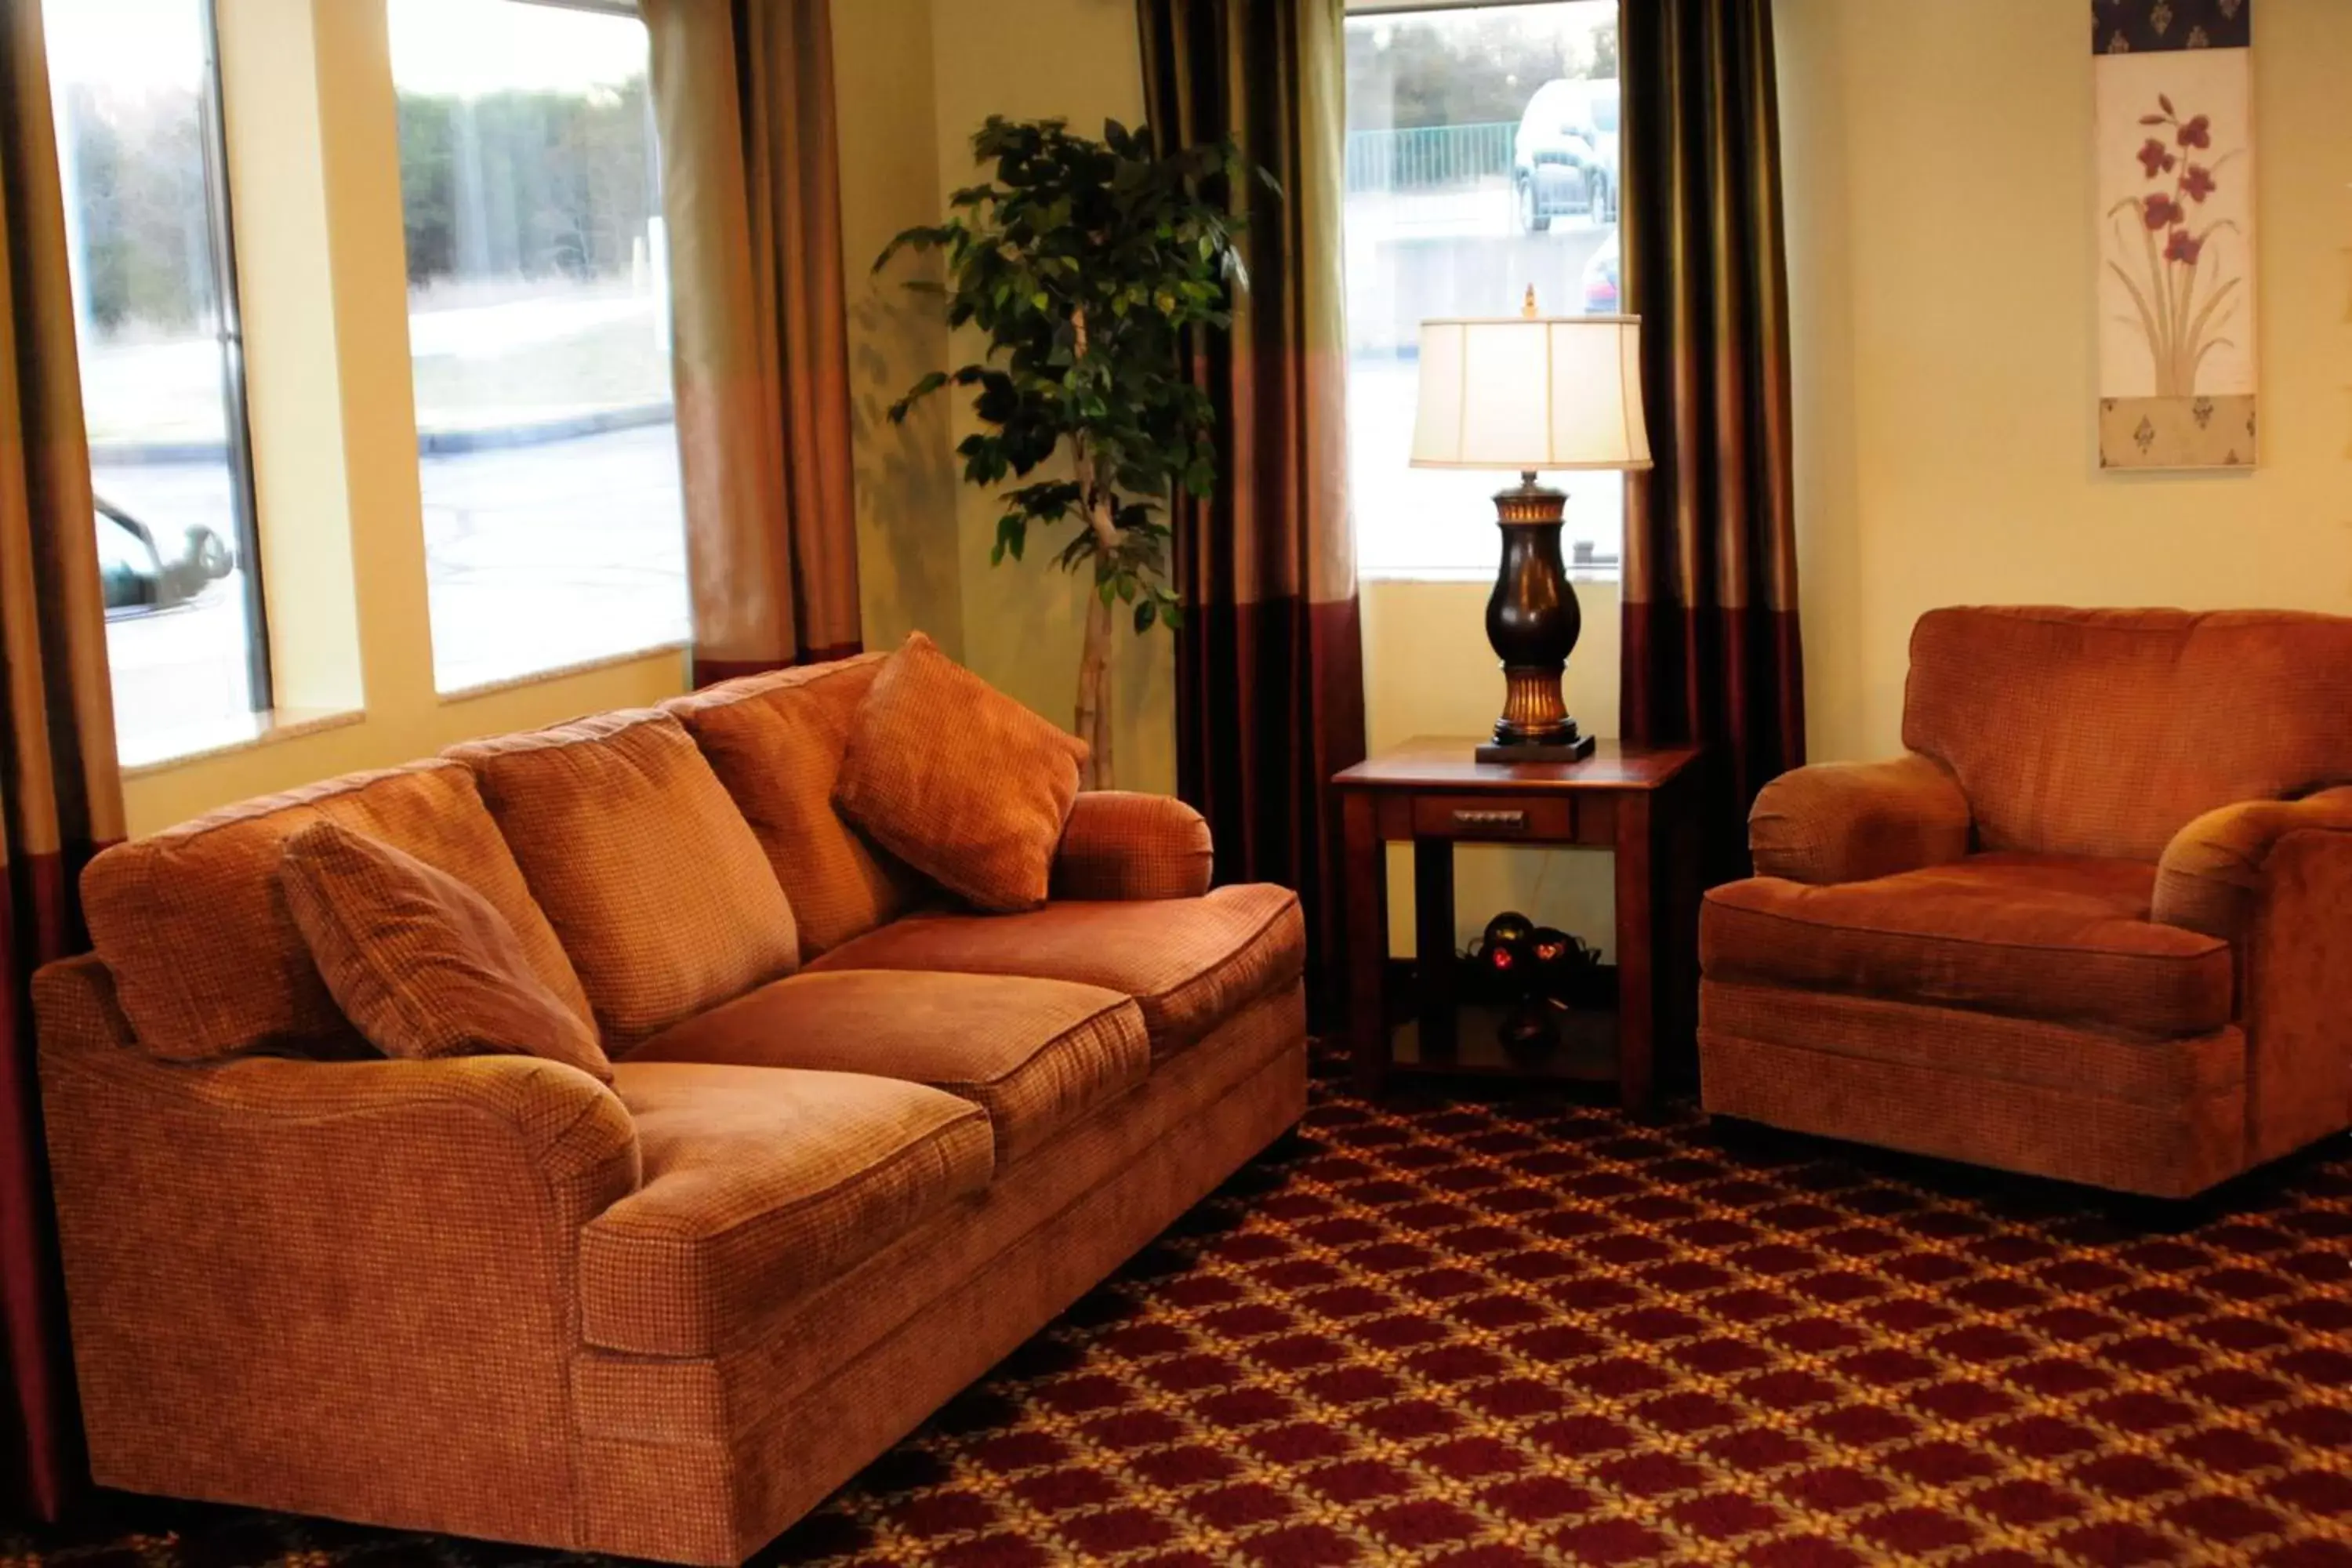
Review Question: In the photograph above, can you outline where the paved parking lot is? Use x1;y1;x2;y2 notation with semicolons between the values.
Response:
101;420;688;752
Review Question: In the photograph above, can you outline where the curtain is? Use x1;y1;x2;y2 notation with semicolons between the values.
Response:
1140;0;1367;1021
0;0;126;1520
643;0;862;684
1619;0;1805;880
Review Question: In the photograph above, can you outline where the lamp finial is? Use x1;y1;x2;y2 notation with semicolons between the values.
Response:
1522;285;1539;318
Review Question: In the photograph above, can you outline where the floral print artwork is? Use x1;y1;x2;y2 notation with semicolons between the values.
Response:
2107;94;2243;397
2094;5;2255;471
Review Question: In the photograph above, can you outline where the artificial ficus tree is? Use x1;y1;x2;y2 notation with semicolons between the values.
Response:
878;115;1260;789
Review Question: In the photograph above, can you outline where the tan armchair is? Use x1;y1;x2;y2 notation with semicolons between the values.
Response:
1699;606;2352;1197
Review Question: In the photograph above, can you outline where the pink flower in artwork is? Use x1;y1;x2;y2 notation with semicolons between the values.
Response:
2143;193;2184;229
2182;163;2217;203
2137;138;2176;178
2176;114;2212;149
2165;227;2205;266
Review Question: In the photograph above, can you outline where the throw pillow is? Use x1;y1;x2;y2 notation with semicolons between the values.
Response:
833;632;1087;913
279;820;614;1082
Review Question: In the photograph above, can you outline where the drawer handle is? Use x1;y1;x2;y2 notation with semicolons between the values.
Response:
1452;808;1526;830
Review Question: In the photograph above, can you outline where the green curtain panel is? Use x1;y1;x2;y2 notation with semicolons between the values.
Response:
1620;0;1805;879
0;0;127;1519
642;0;862;683
1138;0;1367;1021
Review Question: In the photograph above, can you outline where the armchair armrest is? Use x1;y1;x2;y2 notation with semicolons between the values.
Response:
2152;786;2352;942
31;953;641;1540
1746;753;1972;884
1051;791;1214;901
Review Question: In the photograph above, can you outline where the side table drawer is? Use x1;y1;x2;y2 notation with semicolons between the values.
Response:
1412;793;1576;841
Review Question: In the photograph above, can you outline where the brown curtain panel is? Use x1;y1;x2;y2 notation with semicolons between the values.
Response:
1620;0;1804;879
1140;0;1367;1019
644;0;861;684
0;0;127;1520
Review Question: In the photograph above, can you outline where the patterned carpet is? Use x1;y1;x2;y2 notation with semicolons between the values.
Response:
16;1060;2352;1568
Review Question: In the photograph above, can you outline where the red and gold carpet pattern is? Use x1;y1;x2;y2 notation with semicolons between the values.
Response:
17;1065;2352;1566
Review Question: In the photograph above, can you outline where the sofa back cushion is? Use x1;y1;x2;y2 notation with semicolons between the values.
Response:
662;654;924;957
447;710;798;1049
82;760;591;1060
1904;606;2352;862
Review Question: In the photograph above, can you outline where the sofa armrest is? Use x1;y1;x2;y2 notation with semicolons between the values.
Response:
2152;787;2352;942
1050;791;1214;901
31;953;641;1541
1746;753;1973;885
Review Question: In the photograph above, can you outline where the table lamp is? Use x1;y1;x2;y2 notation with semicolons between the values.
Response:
1410;290;1651;764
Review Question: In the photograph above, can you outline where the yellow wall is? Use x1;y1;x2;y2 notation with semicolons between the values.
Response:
124;0;684;837
1778;0;2352;764
833;0;1178;794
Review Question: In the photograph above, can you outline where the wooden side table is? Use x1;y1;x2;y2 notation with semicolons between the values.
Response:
1334;737;1706;1112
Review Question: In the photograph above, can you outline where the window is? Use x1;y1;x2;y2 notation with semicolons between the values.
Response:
1344;2;1623;579
47;0;269;765
389;0;689;695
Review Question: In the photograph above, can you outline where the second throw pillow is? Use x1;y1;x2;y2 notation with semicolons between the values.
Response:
834;631;1087;913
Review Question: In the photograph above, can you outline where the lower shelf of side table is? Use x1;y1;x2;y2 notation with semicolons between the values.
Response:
1388;1000;1623;1083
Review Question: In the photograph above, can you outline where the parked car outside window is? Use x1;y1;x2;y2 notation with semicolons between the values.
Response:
1512;76;1618;232
95;499;235;620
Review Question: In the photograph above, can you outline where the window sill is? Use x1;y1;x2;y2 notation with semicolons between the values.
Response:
1359;565;1623;586
119;705;368;780
434;640;691;706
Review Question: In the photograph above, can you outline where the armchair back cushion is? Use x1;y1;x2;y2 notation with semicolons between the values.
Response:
448;711;800;1051
82;760;592;1060
1904;607;2352;862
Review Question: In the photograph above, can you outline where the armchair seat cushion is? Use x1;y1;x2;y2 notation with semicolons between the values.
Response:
582;1063;993;1357
629;970;1148;1167
804;886;1305;1059
1702;853;2232;1038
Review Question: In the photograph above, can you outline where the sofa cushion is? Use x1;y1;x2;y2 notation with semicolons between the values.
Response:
663;654;926;957
81;760;590;1060
582;1063;993;1357
833;632;1086;913
630;970;1147;1167
279;822;613;1082
806;885;1305;1058
448;711;799;1051
1701;853;2234;1038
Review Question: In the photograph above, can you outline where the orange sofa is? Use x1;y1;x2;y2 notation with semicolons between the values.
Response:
34;652;1308;1565
1699;606;2352;1198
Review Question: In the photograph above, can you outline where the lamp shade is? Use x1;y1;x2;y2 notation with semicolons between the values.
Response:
1409;314;1653;473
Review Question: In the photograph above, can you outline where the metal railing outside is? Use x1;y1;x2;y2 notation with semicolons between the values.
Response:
1345;122;1515;194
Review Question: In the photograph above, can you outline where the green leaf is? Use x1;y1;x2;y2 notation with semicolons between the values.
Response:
1134;600;1157;633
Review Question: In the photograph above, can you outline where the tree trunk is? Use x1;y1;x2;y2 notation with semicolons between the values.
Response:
1073;488;1120;789
1075;588;1114;789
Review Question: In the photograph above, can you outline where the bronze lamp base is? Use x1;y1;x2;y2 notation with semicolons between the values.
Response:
1474;470;1595;766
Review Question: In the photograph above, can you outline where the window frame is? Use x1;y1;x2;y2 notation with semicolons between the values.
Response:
194;0;273;711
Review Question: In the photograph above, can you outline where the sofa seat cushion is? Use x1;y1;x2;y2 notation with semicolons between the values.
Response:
805;885;1305;1059
1702;853;2234;1038
582;1063;993;1357
630;971;1148;1167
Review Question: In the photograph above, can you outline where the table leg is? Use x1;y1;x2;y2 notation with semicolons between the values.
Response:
1414;838;1457;1058
1342;793;1390;1096
1613;789;1657;1115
